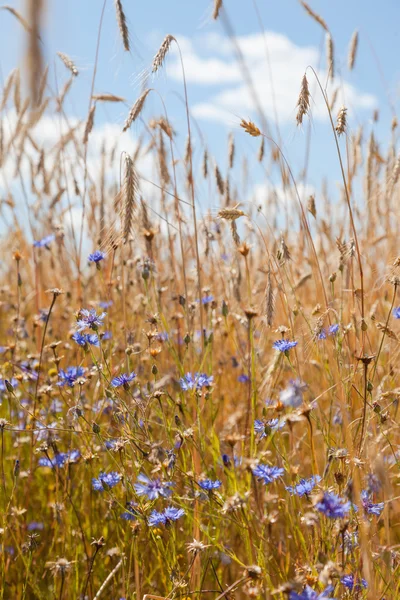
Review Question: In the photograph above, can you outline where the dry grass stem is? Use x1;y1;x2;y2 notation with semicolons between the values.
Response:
300;1;328;31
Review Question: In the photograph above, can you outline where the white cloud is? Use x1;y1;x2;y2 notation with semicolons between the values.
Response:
167;32;376;125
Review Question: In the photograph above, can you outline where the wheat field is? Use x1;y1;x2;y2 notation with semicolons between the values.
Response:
0;1;399;599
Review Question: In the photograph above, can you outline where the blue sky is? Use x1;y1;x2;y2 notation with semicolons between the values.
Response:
1;0;399;215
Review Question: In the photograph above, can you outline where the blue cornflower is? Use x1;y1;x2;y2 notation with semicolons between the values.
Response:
199;478;222;491
329;324;339;335
27;522;44;531
38;309;49;323
76;308;106;331
33;234;55;248
361;490;384;516
0;346;7;354
289;586;334;600
252;463;284;484
120;502;137;521
148;506;185;527
92;471;122;491
286;475;321;496
88;250;106;263
38;450;80;468
98;300;113;309
317;329;327;340
201;295;214;305
72;332;100;347
238;374;250;383
254;418;283;438
0;378;18;394
393;307;400;319
315;492;351;518
134;473;173;500
366;473;381;494
179;372;213;391
156;331;169;341
103;330;112;340
111;371;136;388
280;379;306;408
273;339;298;353
341;575;368;591
57;366;85;387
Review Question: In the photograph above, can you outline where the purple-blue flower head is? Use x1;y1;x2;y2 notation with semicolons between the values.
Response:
317;329;327;340
201;295;214;305
134;473;173;500
341;575;368;591
38;450;80;468
286;475;321;496
289;586;334;600
252;463;285;484
88;250;106;263
361;490;384;516
315;492;351;518
329;324;339;336
148;506;185;527
273;339;298;353
120;502;137;521
77;308;106;331
111;372;136;388
179;372;213;391
280;379;306;408
33;234;55;248
254;418;284;438
199;478;222;491
72;332;99;347
92;471;122;491
393;307;400;319
238;374;250;383
57;366;85;387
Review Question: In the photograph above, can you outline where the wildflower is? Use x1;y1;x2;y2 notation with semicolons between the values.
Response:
179;372;213;391
317;329;327;340
0;378;18;394
33;234;55;248
76;308;106;331
92;471;122;491
254;418;283;438
120;502;137;521
328;324;339;335
393;307;400;319
289;586;334;600
238;374;250;383
341;574;368;591
111;371;136;388
57;366;85;387
273;339;297;353
280;379;306;408
315;492;351;518
134;473;173;500
252;463;284;484
199;478;222;491
148;506;185;526
201;295;214;305
72;332;100;347
286;475;321;497
98;300;113;309
103;330;112;340
366;473;381;494
361;490;384;516
88;250;106;263
38;309;49;322
27;522;44;531
38;450;80;468
186;539;211;555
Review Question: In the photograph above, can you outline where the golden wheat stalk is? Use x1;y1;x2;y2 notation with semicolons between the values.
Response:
296;74;310;126
123;89;151;132
240;119;261;137
57;52;78;76
114;0;130;52
213;0;223;19
122;155;138;244
348;30;359;70
300;1;328;31
92;93;125;103
152;35;174;73
83;105;96;144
